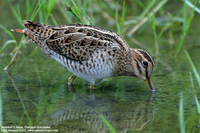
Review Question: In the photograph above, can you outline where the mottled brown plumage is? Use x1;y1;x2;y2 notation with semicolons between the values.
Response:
11;20;155;91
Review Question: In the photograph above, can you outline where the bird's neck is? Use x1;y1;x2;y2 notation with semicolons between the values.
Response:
112;49;137;77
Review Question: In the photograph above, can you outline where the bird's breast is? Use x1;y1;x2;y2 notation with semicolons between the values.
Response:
49;49;117;80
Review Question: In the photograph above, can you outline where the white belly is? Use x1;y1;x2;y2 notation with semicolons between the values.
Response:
50;52;113;84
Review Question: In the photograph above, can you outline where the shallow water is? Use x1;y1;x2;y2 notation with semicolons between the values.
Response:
1;1;200;133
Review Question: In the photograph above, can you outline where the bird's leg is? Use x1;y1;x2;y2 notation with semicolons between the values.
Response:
68;74;76;85
90;84;95;90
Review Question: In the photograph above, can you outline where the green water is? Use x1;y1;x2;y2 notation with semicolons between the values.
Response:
1;0;200;133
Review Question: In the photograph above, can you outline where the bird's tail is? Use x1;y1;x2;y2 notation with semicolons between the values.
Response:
11;26;42;45
11;29;25;34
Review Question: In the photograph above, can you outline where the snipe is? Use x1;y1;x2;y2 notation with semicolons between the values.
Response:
12;20;155;91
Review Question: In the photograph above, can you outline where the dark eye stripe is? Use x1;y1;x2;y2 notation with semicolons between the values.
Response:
138;49;154;66
142;61;148;66
146;70;149;78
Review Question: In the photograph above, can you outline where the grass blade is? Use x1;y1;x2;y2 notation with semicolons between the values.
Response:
44;0;56;23
27;0;37;19
184;50;200;87
82;9;93;25
175;0;197;56
48;0;56;15
30;0;43;21
183;0;187;32
17;5;23;22
71;0;84;24
185;0;200;14
150;8;159;52
120;1;126;34
100;115;116;133
0;87;2;126
138;0;156;21
179;91;185;133
190;72;200;114
39;9;44;23
4;48;19;70
5;71;33;125
50;14;58;25
115;1;121;35
65;0;84;24
0;24;17;43
194;95;200;114
26;0;30;19
157;22;170;40
10;5;23;27
127;0;168;35
0;40;16;54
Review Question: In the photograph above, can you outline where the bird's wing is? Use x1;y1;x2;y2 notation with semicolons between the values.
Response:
24;20;130;61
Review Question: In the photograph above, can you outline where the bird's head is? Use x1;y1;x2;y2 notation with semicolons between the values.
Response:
131;49;155;91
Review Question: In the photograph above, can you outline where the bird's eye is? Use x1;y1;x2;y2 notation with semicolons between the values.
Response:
142;61;148;66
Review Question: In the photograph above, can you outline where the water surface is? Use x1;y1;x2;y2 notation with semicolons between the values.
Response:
0;0;200;133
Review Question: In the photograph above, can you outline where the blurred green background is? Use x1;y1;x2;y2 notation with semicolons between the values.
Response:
0;0;200;132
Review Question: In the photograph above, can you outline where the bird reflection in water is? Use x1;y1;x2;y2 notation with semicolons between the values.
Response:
38;85;154;133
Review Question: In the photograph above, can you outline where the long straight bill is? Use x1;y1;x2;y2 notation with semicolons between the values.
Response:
145;78;155;91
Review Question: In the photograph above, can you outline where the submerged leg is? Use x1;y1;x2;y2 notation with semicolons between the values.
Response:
68;74;77;85
90;84;95;90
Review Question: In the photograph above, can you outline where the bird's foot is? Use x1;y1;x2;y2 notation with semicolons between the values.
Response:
68;74;76;85
90;84;96;90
